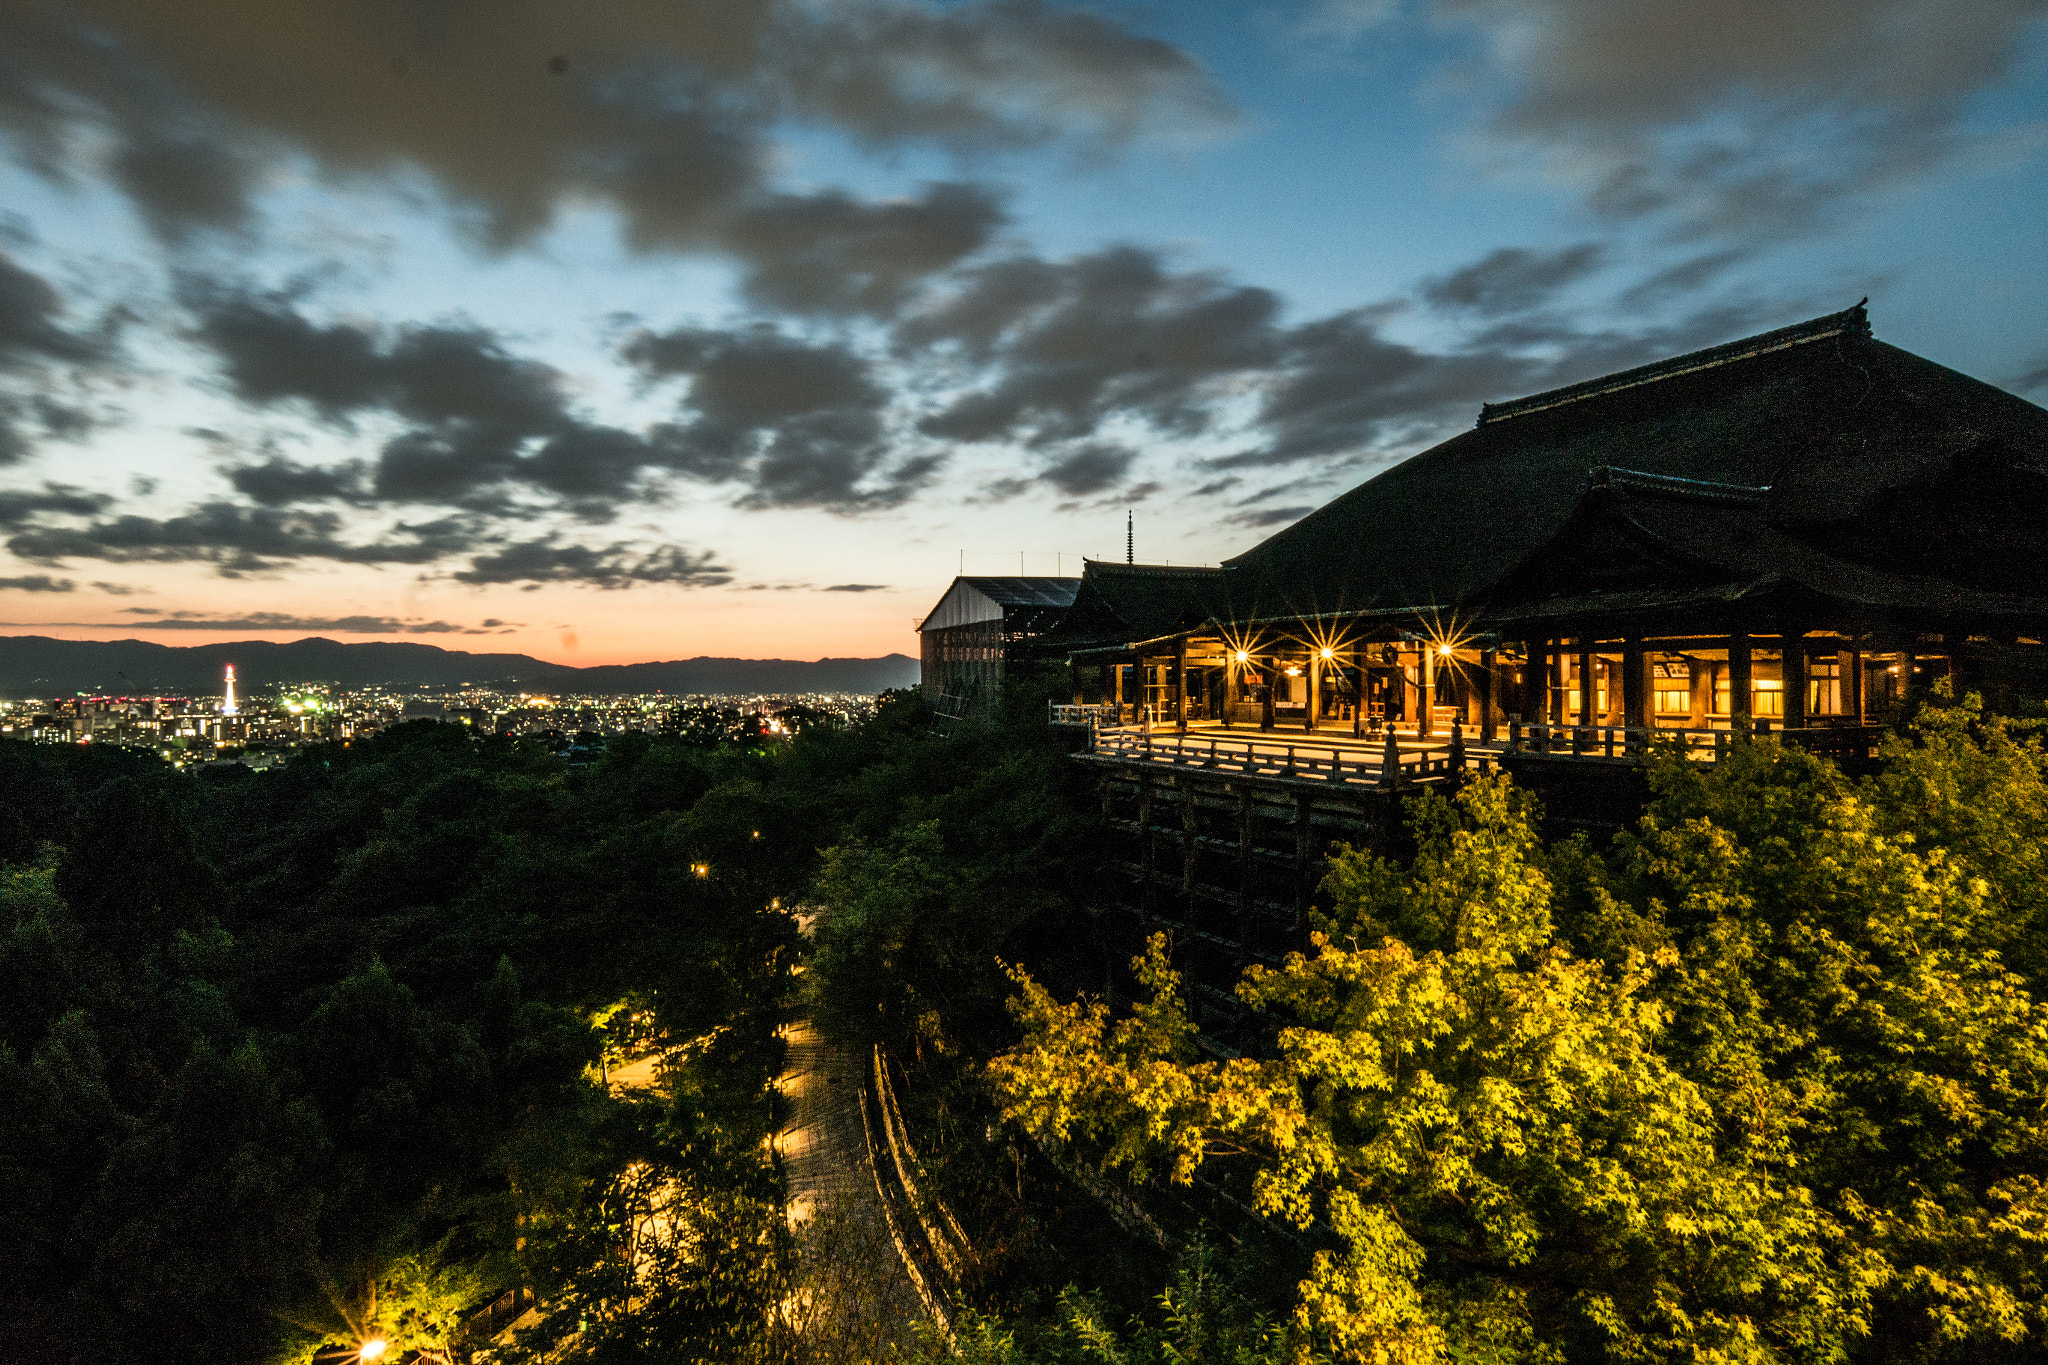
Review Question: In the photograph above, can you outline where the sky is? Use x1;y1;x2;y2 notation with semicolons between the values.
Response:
0;0;2043;667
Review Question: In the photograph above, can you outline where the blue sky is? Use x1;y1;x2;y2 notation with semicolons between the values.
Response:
0;0;2043;664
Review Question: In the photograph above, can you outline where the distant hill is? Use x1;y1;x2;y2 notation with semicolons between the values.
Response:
0;635;921;697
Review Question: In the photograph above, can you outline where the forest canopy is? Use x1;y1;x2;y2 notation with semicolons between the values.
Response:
990;695;2048;1363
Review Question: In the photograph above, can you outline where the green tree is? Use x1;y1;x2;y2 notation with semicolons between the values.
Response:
994;712;2048;1364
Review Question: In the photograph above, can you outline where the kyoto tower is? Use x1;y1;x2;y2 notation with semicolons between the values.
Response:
221;664;239;716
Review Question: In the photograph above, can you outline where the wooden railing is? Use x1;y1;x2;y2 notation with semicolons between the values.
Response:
1049;702;1119;725
1087;725;1496;788
1076;719;1889;779
1506;721;1888;762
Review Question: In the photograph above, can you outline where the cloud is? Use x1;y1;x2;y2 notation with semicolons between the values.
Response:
822;583;889;592
0;483;116;526
1041;443;1136;495
113;610;473;633
2014;351;2048;396
225;456;374;506
0;573;74;591
0;0;1232;300
1432;0;2048;242
450;538;729;589
626;323;942;509
1419;243;1607;315
907;245;1284;448
6;501;483;574
0;252;118;464
1227;505;1314;528
186;290;942;515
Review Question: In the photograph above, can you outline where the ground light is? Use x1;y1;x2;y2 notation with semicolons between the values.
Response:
358;1341;388;1363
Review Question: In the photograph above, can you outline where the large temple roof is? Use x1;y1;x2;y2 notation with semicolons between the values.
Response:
1220;303;2048;628
1037;561;1226;655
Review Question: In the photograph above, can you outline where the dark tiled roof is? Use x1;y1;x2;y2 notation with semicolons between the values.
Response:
1038;561;1227;654
1222;304;2048;625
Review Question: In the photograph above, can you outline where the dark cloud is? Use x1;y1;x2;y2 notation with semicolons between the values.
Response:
627;324;941;509
451;539;729;589
822;583;889;592
0;483;116;526
188;291;939;515
1041;443;1136;496
909;245;1283;447
0;253;104;365
1227;505;1313;528
1430;0;2048;242
116;610;471;633
225;456;372;506
6;501;481;574
729;184;1006;317
0;252;117;463
1;0;1231;309
2013;352;2048;397
0;573;74;591
91;582;136;594
1618;249;1747;306
1420;243;1606;315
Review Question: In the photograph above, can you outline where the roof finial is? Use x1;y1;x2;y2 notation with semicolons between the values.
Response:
1126;510;1133;564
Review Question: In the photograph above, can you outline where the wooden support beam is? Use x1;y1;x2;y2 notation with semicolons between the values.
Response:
1783;639;1807;730
1576;642;1594;728
1622;638;1646;729
1420;646;1435;739
1352;645;1366;737
1848;647;1864;723
1479;647;1498;743
1260;662;1275;732
1306;651;1319;733
1730;633;1753;729
1175;638;1189;734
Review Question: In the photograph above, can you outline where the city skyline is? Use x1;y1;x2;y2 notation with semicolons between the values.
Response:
1;1;2043;666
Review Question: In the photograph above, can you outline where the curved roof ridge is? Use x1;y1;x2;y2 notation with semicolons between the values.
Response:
1478;301;1871;426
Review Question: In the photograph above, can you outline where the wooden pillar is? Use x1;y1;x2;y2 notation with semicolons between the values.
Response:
1622;638;1647;729
1260;663;1275;732
1352;645;1366;737
1783;638;1807;731
1306;652;1320;733
1688;654;1707;726
1416;647;1433;739
1479;647;1498;743
1729;633;1752;729
1175;638;1188;733
1848;647;1864;723
1071;662;1083;706
1576;642;1594;728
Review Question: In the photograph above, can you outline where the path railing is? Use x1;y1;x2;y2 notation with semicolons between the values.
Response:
1049;702;1119;725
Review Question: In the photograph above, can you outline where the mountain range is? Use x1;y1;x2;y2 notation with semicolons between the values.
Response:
0;636;920;697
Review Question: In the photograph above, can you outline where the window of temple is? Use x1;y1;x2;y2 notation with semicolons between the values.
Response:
1807;657;1842;715
1653;659;1691;715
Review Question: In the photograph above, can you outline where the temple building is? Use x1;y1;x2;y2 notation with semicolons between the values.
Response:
1049;304;2048;747
916;575;1079;718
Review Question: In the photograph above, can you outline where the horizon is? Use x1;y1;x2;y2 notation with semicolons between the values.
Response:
0;631;916;668
1;2;2043;665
